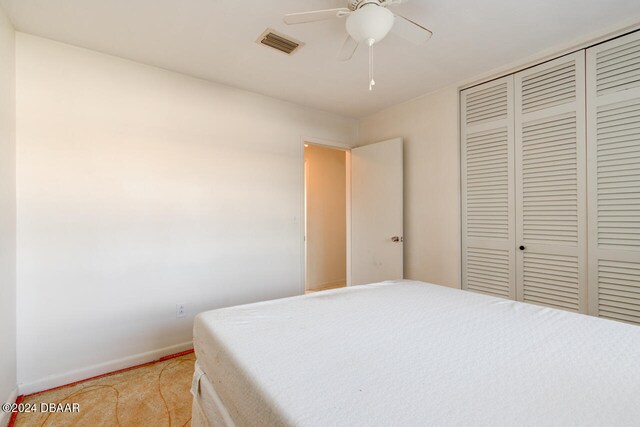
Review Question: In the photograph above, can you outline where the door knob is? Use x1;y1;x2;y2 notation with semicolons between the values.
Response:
519;245;525;251
391;236;403;242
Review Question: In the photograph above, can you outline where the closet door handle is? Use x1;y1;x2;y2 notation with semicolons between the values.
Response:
519;245;525;251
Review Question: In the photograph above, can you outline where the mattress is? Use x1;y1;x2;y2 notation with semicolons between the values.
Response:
192;280;640;426
191;362;235;427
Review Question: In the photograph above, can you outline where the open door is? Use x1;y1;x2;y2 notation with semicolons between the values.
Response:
351;138;403;285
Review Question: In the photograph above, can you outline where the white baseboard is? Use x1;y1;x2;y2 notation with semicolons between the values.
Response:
1;387;18;427
18;341;193;396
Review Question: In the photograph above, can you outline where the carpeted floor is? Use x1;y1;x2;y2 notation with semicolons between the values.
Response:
13;352;195;427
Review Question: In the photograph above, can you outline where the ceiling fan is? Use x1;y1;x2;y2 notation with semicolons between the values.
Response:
283;0;433;90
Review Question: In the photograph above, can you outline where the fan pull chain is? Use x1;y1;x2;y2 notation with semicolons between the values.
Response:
368;38;375;91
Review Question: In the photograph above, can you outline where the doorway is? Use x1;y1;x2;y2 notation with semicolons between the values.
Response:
304;143;349;293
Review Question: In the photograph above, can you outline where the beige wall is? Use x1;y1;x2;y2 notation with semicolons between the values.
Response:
305;145;346;291
0;3;16;419
358;87;461;288
15;33;357;393
0;2;16;418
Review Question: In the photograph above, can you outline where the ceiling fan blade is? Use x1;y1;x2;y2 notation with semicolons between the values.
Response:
284;8;350;25
338;35;359;61
392;14;433;45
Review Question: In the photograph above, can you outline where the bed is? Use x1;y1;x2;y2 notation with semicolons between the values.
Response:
191;280;640;426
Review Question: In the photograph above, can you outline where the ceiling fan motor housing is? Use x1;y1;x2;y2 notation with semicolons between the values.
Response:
346;2;394;44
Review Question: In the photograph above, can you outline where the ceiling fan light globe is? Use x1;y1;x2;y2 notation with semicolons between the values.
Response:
345;5;394;44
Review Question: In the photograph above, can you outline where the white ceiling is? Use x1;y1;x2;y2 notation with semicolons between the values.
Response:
2;0;640;118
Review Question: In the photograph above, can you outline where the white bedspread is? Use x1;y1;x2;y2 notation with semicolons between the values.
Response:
193;280;640;426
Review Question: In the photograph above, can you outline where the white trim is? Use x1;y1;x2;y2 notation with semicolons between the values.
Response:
304;159;309;291
299;138;307;296
345;149;352;287
0;387;18;427
301;136;354;151
17;341;193;395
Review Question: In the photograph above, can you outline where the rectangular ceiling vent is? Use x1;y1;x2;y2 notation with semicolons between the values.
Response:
257;29;303;55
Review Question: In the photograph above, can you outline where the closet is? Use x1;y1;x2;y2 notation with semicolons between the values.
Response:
461;30;640;323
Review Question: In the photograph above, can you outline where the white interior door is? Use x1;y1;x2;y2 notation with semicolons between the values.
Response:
351;138;403;286
587;31;640;325
514;51;588;313
461;76;517;299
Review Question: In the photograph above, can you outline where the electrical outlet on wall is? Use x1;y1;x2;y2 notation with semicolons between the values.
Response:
176;303;187;318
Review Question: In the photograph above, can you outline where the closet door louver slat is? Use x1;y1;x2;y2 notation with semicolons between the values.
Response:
523;252;580;311
515;52;588;313
461;77;516;299
588;31;640;325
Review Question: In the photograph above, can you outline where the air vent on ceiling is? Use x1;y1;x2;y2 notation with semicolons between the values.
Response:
257;29;303;55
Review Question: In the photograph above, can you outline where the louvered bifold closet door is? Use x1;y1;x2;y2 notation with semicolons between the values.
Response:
514;52;588;313
461;76;516;299
587;31;640;325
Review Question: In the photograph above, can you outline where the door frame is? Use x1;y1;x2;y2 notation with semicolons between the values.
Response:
300;136;353;294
